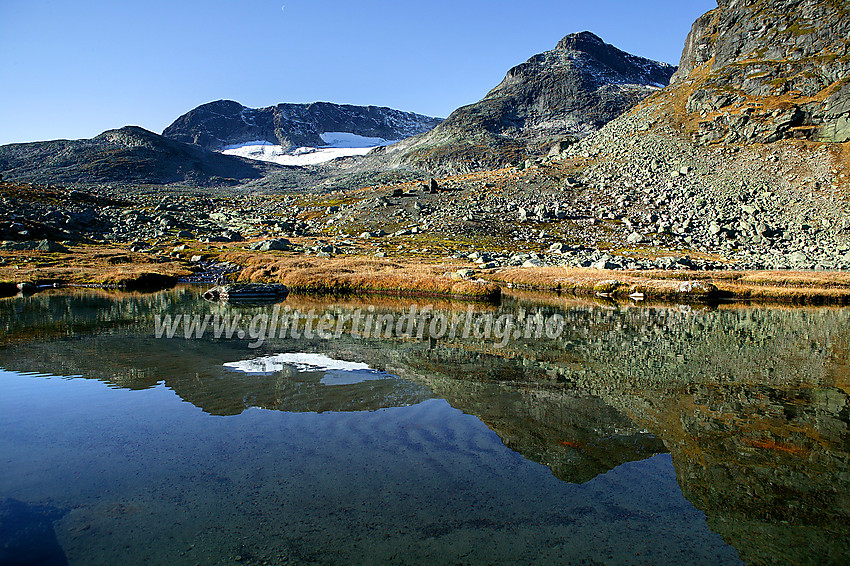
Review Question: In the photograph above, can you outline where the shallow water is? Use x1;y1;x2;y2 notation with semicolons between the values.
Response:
1;288;848;565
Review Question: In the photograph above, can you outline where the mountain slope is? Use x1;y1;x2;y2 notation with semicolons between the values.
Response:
541;0;850;270
379;31;676;175
162;100;443;152
0;126;283;186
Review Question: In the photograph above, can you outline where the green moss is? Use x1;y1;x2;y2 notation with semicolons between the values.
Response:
593;280;621;293
786;21;818;37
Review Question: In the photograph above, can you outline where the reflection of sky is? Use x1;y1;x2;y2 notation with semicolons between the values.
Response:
223;352;395;385
0;369;742;565
320;369;393;386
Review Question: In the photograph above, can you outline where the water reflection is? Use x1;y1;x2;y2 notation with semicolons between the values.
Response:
1;287;848;564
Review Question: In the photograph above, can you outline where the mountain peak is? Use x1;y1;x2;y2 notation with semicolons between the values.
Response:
386;31;676;175
555;31;605;51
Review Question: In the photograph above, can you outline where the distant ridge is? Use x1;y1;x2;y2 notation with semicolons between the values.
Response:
162;100;443;152
0;126;280;186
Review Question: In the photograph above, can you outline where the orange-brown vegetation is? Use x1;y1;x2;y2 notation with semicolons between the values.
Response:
224;253;501;300
485;266;850;304
0;246;189;291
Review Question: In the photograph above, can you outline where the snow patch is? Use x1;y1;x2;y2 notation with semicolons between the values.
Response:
222;144;376;166
319;131;397;148
223;140;273;150
220;132;398;166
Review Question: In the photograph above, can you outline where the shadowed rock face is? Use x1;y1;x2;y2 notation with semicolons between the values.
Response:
672;0;850;144
162;100;443;152
0;126;279;186
383;31;676;175
0;498;68;566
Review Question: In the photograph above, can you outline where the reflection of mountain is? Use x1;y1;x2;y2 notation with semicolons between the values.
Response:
1;289;849;563
405;376;666;485
0;335;433;415
0;290;666;484
665;385;850;566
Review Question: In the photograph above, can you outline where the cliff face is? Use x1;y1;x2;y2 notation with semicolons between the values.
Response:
672;0;850;144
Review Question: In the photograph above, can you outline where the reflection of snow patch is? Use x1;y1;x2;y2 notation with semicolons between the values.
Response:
224;353;395;386
320;369;392;386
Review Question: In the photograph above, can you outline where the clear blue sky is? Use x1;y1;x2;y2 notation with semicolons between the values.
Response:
0;0;715;146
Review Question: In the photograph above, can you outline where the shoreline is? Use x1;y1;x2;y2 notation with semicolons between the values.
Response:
2;245;849;305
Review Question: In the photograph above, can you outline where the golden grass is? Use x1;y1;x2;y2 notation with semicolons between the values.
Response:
5;239;849;305
485;266;850;304
223;253;501;301
0;246;189;290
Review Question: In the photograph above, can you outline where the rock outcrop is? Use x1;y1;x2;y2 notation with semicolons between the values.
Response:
162;100;443;151
671;0;850;144
381;31;676;175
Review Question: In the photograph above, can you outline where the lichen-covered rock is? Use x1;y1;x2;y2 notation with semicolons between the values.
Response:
673;0;850;145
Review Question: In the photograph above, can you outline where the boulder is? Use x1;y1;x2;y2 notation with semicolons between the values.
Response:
248;238;291;252
627;232;646;244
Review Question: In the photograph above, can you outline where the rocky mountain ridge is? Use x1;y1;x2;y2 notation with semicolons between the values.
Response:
162;100;443;152
379;31;676;175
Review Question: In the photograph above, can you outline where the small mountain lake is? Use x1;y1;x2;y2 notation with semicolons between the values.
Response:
1;287;848;565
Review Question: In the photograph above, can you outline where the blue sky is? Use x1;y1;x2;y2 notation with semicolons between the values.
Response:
0;0;714;145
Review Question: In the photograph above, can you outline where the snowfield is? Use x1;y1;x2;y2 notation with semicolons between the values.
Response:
221;132;398;166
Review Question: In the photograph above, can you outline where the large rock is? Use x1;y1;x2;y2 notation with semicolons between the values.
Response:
248;238;291;252
0;239;69;253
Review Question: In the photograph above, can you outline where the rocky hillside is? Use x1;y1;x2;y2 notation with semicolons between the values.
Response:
379;32;676;175
516;0;850;270
669;0;850;144
162;100;443;151
0;126;284;187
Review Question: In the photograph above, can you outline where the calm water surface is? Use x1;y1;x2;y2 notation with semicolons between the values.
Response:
1;287;848;565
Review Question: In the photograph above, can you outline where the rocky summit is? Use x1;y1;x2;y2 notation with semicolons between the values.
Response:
162;100;443;152
378;31;676;175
